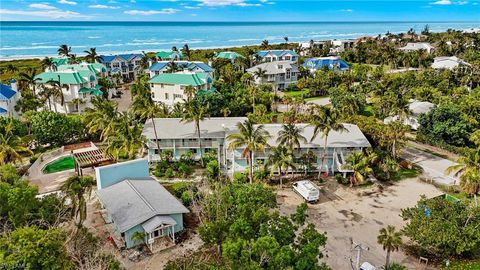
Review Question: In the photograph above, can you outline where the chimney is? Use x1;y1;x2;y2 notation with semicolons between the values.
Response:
10;79;17;92
148;59;153;68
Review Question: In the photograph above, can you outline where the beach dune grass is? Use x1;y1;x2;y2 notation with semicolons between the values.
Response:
42;156;75;174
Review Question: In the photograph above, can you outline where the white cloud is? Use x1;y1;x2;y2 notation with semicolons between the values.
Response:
124;8;180;15
29;3;57;10
431;0;451;4
184;5;200;9
0;8;89;19
457;1;468;4
197;0;261;7
58;0;77;5
340;9;353;12
88;4;120;9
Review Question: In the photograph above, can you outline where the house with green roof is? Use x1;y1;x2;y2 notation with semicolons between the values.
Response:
57;62;108;77
148;72;213;106
35;69;103;114
155;51;184;61
215;51;245;62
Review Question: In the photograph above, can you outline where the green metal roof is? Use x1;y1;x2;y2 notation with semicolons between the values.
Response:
57;63;106;74
197;88;217;96
156;51;183;59
79;87;93;94
148;72;211;86
216;51;245;60
79;87;103;96
35;72;87;84
52;58;69;67
91;89;103;96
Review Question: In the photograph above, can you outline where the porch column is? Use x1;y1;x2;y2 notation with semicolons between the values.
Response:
173;139;176;160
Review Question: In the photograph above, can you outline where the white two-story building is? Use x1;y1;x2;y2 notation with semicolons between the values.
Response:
256;50;298;63
149;72;214;106
247;61;299;91
147;61;213;78
99;54;144;82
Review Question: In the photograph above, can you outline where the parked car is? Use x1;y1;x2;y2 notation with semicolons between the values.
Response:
359;262;376;270
292;180;319;203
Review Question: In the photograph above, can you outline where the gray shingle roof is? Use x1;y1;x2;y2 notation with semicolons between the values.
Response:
142;117;248;139
247;61;299;75
225;123;371;148
97;178;189;233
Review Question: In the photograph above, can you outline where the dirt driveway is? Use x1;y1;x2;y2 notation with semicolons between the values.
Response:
277;178;442;270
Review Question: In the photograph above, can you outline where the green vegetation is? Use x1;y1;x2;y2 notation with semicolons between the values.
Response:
42;156;75;174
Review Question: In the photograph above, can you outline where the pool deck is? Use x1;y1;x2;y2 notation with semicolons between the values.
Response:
27;145;99;194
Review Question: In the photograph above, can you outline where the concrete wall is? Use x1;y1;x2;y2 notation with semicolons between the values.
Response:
95;158;149;190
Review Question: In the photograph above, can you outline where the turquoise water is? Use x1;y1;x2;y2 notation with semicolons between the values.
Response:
0;21;479;59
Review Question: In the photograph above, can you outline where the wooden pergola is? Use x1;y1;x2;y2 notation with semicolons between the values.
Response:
73;149;115;176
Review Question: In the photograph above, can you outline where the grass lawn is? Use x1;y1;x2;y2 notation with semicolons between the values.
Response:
304;96;328;102
42;156;75;174
283;89;309;98
442;260;480;270
361;105;375;117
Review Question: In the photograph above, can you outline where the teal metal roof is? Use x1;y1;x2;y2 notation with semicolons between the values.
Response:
35;72;87;84
149;72;211;86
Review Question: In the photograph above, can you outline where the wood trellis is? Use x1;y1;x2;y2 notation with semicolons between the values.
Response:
73;149;115;175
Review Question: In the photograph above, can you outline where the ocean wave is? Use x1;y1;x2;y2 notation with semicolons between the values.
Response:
88;36;102;39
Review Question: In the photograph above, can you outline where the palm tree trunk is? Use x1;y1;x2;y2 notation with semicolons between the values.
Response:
392;139;397;160
386;250;391;268
475;193;478;208
248;152;253;184
196;121;204;167
318;135;328;179
152;117;161;161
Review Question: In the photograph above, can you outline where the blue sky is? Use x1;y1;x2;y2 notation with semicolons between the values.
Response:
0;0;479;21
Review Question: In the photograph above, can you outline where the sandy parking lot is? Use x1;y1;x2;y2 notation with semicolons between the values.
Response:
277;178;442;270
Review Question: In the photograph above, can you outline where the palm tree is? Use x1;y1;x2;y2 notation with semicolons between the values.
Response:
58;44;71;57
268;145;297;187
343;151;373;186
61;175;96;227
277;123;307;153
132;98;166;160
458;170;480;207
184;85;196;102
182;43;191;60
71;98;85;114
0;120;31;165
182;98;209;167
5;64;18;74
166;61;178;73
18;69;41;94
227;119;270;183
83;96;120;140
377;225;402;269
41;57;56;71
46;79;66;113
68;54;78;64
105;113;144;159
131;231;146;245
247;85;257;113
253;67;267;82
383;121;408;160
309;106;346;178
261;40;269;49
83;47;102;63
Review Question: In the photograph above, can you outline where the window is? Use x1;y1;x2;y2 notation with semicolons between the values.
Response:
165;93;169;99
277;65;283;69
286;69;291;79
155;71;159;75
135;60;141;66
173;94;183;99
284;56;291;60
151;92;155;98
113;63;119;68
150;83;154;88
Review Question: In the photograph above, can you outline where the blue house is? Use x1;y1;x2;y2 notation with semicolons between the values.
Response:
0;81;20;118
96;159;189;252
303;57;350;72
147;61;214;78
98;53;144;81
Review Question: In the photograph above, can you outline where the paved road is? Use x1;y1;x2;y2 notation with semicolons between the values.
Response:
401;146;459;186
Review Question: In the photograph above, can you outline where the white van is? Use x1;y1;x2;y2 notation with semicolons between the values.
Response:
359;262;376;270
292;180;320;203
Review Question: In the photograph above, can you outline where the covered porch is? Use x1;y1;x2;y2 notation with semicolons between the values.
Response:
142;216;177;253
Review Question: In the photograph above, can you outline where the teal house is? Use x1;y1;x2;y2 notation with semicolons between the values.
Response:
96;159;189;252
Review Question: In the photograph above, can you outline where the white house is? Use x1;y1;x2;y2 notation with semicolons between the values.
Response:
431;56;471;71
399;42;435;54
35;69;103;114
384;100;435;130
99;54;144;82
0;80;20;118
256;50;298;63
247;61;298;91
141;118;371;177
147;61;213;78
148;72;214;106
330;39;356;54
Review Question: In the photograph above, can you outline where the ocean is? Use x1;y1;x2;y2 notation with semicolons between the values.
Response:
0;21;479;60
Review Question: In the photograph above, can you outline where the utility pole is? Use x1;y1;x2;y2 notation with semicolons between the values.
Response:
350;238;369;269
